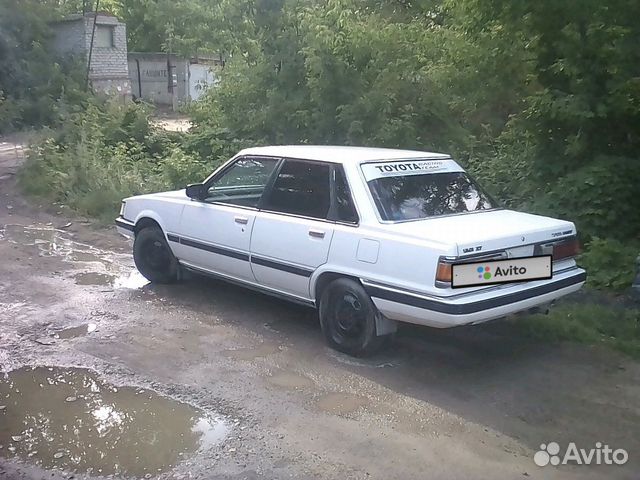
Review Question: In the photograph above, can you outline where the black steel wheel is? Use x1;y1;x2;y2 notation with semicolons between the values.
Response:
133;226;178;284
319;278;388;357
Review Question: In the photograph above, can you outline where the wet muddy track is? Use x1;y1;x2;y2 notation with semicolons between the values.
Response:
0;159;639;479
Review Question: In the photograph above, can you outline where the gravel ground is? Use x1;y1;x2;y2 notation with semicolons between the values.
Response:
0;138;638;480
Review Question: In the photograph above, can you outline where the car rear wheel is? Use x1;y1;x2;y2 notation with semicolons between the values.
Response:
319;278;389;357
133;226;178;284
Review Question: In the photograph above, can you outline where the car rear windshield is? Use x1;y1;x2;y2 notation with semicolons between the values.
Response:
367;171;496;221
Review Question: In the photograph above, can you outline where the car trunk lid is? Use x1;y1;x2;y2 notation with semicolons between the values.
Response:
388;209;576;258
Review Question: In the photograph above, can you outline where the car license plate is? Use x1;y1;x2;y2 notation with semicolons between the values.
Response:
451;255;552;288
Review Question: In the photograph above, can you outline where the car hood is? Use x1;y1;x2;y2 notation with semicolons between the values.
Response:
148;189;187;199
386;209;575;257
127;189;187;201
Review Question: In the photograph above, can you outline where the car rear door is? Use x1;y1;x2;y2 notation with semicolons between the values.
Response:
174;156;280;282
249;159;335;299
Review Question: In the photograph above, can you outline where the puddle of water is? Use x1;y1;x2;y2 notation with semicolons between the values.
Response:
1;224;62;246
0;224;150;291
267;371;314;390
73;272;116;286
223;343;281;361
0;366;229;477
53;323;97;339
316;392;369;415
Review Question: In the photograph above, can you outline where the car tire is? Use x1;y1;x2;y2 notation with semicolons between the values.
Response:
133;226;179;284
319;278;389;357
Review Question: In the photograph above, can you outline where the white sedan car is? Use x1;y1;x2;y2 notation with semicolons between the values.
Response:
116;146;586;356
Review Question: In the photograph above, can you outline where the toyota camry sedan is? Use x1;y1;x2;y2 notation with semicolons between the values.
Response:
116;146;586;356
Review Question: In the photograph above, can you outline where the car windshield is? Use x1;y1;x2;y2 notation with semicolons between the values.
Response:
367;171;496;221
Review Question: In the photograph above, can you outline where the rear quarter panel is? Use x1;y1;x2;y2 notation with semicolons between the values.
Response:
313;223;454;299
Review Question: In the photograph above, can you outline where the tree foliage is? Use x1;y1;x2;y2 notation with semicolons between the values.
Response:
186;0;639;245
0;0;88;132
7;0;640;290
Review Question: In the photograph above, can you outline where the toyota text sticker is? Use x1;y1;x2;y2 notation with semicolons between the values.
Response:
362;159;464;181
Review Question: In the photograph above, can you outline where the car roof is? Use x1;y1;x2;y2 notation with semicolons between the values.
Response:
237;145;451;163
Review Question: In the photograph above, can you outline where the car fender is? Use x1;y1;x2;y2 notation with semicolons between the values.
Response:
133;209;168;233
309;264;372;301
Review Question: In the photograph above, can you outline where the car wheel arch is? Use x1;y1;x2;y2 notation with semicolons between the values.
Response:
134;217;163;235
313;271;364;304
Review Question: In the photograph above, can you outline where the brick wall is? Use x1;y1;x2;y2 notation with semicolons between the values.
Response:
51;14;131;97
85;16;129;80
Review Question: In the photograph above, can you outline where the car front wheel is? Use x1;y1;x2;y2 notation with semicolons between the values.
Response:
319;278;389;357
133;226;178;283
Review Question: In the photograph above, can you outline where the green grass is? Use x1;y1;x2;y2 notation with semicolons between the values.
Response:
17;101;213;223
515;301;640;358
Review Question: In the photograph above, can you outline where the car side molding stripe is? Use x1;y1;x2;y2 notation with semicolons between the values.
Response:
176;236;250;262
167;234;313;277
364;271;587;315
250;255;314;277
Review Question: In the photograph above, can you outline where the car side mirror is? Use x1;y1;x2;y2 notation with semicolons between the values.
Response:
186;183;207;200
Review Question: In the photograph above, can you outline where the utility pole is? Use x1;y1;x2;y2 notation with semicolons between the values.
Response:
167;29;177;112
86;0;100;91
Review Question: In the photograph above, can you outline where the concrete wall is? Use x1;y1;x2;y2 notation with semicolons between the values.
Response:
128;53;219;106
128;53;188;106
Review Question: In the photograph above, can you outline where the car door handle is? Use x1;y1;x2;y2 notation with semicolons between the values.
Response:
308;229;325;239
234;216;249;225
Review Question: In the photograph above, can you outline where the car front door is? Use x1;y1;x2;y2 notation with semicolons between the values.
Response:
175;156;280;281
249;159;335;299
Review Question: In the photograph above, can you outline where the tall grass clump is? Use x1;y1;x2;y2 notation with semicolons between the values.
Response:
19;100;214;222
516;303;640;359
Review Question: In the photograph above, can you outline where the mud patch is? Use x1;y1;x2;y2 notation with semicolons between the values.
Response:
73;272;116;286
53;323;97;339
267;370;315;390
327;349;402;369
67;250;106;263
0;366;229;477
223;343;282;361
316;392;369;415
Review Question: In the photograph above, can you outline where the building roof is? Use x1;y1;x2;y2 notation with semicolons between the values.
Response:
52;12;120;23
238;145;450;163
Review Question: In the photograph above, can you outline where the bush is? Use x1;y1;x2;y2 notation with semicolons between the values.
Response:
19;99;224;222
529;156;640;241
578;238;639;292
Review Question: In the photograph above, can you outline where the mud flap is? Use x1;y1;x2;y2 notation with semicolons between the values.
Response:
375;312;397;336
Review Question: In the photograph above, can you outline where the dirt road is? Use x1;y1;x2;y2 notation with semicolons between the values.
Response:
0;139;638;480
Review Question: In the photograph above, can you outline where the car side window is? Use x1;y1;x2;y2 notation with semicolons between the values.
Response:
206;157;279;208
261;159;331;219
332;166;359;224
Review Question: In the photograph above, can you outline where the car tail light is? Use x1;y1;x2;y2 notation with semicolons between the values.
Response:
436;260;452;283
553;237;581;260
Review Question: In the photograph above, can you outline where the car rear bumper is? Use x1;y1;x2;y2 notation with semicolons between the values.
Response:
363;267;586;328
115;216;135;238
